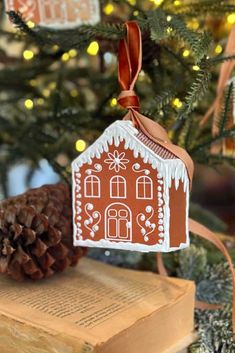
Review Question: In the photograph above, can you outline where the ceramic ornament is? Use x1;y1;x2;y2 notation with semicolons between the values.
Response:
5;0;100;29
72;22;194;253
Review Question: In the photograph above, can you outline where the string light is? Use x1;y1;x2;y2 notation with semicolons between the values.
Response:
52;45;59;51
70;89;79;97
61;53;70;62
42;89;51;97
110;98;117;107
37;98;45;106
174;0;181;6
27;20;35;29
69;49;78;58
192;65;200;71
29;79;37;87
87;41;99;56
23;50;34;60
127;0;136;4
152;0;164;5
48;82;57;90
103;4;114;15
24;99;34;110
167;16;172;22
182;49;190;57
227;13;235;24
215;44;223;54
133;10;139;16
187;19;199;30
167;27;173;34
172;98;182;109
75;139;87;152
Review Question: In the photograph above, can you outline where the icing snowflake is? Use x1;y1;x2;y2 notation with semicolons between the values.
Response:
104;150;129;172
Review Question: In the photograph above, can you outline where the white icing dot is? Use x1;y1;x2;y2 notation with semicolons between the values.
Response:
158;219;163;225
78;216;82;221
158;226;164;231
141;228;146;235
159;233;164;238
87;204;93;210
158;213;164;219
157;173;162;179
158;239;163;244
158;192;163;198
146;206;152;213
159;180;164;185
84;220;89;225
93;212;99;219
158;186;162;191
78;194;82;198
158;208;163;212
78;229;82;234
145;220;151;227
140;215;145;221
93;225;99;231
90;231;95;238
151;223;156;229
144;235;149;242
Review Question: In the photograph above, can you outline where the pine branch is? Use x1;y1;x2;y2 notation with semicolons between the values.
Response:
217;82;233;135
178;67;211;120
7;11;45;46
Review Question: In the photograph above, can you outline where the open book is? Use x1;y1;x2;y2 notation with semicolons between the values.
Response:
0;258;196;353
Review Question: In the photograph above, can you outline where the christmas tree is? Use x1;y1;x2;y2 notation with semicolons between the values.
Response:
0;0;235;351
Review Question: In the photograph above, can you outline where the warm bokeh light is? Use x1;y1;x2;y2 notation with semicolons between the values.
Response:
172;98;183;108
215;45;223;54
103;4;114;15
69;49;78;58
227;13;235;24
61;53;70;62
110;98;117;107
27;20;35;29
24;99;34;110
70;89;79;98
75;139;87;152
182;49;190;57
87;41;99;56
23;50;34;60
192;65;200;71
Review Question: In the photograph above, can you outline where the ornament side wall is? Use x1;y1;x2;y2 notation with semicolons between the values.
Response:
72;121;190;253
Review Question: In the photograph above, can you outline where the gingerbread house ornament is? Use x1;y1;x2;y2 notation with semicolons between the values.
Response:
5;0;100;28
72;22;194;252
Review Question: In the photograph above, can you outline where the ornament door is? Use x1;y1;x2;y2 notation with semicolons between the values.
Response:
105;203;132;241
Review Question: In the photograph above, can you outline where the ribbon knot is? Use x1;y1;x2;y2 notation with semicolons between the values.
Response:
117;90;140;110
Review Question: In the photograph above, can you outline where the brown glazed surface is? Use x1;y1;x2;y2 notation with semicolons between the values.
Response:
74;141;187;248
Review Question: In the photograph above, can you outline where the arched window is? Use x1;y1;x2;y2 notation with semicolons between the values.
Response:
110;176;126;198
84;175;100;198
136;176;153;199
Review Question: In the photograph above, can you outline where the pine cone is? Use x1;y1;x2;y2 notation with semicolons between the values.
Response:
0;184;87;281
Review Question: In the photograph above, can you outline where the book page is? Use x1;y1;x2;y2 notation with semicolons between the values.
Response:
0;258;193;343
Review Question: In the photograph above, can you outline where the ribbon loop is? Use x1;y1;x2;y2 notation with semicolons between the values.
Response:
118;21;142;110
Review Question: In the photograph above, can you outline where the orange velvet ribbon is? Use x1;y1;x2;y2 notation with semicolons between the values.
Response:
118;21;235;333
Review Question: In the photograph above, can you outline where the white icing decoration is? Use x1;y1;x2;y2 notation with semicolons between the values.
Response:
84;203;101;238
132;163;150;175
137;206;156;243
72;120;190;252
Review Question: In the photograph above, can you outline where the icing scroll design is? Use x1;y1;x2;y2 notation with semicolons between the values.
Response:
137;206;156;242
85;163;102;175
132;163;150;175
84;203;101;238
